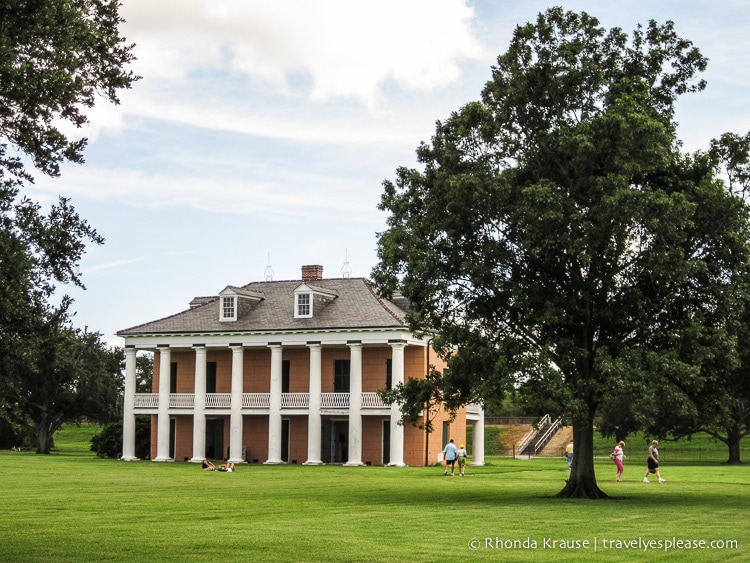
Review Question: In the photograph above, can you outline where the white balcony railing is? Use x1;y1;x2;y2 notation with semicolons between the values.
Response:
361;392;387;408
133;394;158;408
171;394;194;408
134;391;390;410
243;393;270;408
281;393;309;408
205;393;231;408
320;392;349;408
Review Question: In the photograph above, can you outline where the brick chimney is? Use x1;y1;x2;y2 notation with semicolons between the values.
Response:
301;264;324;281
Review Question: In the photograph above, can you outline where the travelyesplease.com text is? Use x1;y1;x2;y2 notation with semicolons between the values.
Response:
467;536;738;553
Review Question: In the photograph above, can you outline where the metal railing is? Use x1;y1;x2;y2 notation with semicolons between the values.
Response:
517;414;551;453
531;416;562;454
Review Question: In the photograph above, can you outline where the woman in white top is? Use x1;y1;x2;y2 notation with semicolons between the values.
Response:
612;441;625;482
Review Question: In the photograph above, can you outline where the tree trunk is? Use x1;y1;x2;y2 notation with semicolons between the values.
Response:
555;413;608;499
34;409;53;454
726;423;742;464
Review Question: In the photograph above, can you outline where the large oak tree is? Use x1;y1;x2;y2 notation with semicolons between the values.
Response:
8;323;124;454
0;0;138;450
372;9;750;498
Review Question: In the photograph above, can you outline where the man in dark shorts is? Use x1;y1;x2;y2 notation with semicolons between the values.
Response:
443;439;458;476
643;440;666;483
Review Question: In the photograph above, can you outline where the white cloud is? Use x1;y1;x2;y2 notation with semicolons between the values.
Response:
30;163;383;223
83;257;151;274
120;0;484;107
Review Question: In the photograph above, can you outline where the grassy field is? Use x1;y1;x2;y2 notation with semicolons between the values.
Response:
0;425;748;562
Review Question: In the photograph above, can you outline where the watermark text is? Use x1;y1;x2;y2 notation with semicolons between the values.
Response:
467;536;738;553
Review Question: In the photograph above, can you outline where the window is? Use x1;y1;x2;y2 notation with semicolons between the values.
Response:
282;360;290;394
293;283;337;319
334;360;350;392
206;362;217;394
221;296;236;321
385;359;392;390
170;362;178;393
296;293;311;317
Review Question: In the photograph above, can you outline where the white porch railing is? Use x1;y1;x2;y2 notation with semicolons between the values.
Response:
170;394;194;408
281;393;309;408
134;394;159;408
361;392;387;408
321;392;349;408
134;392;391;410
243;393;270;408
205;393;231;408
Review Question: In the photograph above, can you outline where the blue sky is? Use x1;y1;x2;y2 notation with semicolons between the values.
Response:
27;0;750;345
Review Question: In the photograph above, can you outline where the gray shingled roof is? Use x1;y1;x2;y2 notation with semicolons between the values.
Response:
117;277;408;336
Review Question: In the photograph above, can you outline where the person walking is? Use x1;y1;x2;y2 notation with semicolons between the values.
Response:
443;439;458;476
456;443;468;476
612;441;625;482
565;440;574;470
643;440;666;483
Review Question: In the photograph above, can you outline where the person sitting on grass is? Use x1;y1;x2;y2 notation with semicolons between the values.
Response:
202;459;215;471
217;462;235;472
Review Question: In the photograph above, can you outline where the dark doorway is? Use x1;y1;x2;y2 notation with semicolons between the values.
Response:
205;418;224;460
281;419;290;462
169;418;176;459
382;420;390;465
321;420;348;463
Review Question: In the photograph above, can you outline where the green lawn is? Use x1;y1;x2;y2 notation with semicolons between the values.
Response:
1;425;747;562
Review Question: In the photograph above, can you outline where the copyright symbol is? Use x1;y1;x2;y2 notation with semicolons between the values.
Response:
468;538;480;550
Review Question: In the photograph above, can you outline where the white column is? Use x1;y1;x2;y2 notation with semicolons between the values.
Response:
388;340;406;466
265;343;283;464
190;345;207;462
304;342;323;464
228;344;245;463
121;346;138;461
154;345;172;461
471;405;486;466
344;341;364;466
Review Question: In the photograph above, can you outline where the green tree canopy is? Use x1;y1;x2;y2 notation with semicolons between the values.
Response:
0;0;138;180
373;8;750;498
3;322;124;454
0;0;138;451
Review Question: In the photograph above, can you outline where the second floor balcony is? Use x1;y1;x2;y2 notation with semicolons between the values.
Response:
133;392;390;413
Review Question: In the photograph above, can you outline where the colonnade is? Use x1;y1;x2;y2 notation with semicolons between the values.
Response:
122;340;408;465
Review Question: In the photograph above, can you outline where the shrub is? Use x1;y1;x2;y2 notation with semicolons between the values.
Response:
91;417;150;459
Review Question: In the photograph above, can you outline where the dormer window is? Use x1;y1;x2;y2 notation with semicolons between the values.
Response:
296;293;311;318
218;286;264;322
221;296;236;321
294;282;338;319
